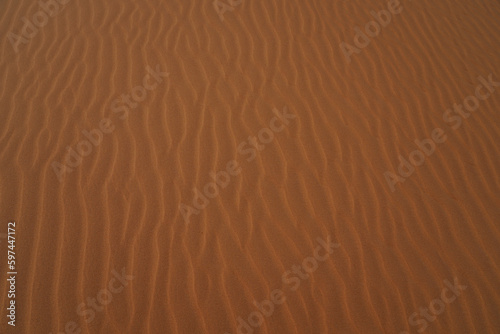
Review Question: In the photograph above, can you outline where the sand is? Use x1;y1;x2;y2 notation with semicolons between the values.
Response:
1;0;499;333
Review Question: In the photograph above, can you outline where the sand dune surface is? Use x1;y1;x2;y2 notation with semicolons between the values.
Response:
0;0;499;333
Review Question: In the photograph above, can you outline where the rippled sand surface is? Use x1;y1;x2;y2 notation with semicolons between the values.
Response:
1;0;499;333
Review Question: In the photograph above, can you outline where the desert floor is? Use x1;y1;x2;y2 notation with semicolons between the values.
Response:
1;0;499;333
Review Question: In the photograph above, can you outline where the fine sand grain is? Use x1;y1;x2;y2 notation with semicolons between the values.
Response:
0;0;499;333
